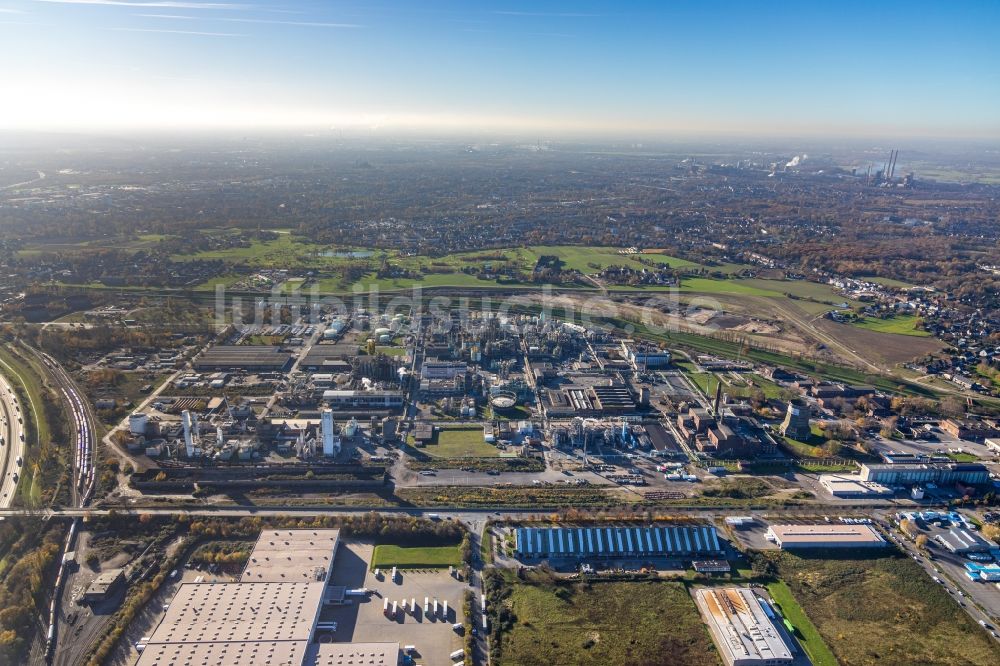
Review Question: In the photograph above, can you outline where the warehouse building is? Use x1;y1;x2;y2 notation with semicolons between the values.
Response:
514;525;723;559
819;474;893;498
695;587;794;666
765;524;886;549
241;529;341;582
136;529;399;666
194;345;293;372
935;527;995;554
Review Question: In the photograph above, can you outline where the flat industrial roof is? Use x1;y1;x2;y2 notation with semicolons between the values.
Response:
84;568;124;596
133;528;379;666
195;345;292;368
645;423;682;452
146;581;324;645
515;525;722;557
136;640;310;666
936;528;994;553
695;587;793;665
301;345;356;364
819;474;893;496
767;524;885;545
242;529;340;582
305;643;401;666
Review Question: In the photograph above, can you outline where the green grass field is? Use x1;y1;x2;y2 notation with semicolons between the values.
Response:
679;277;780;296
370;544;463;569
524;245;704;273
945;451;978;462
628;321;938;398
681;368;787;403
0;345;57;507
173;239;750;292
373;346;407;357
419;427;500;458
769;550;999;666
852;314;929;337
17;233;173;257
500;580;720;666
766;581;838;666
780;435;830;459
0;346;49;447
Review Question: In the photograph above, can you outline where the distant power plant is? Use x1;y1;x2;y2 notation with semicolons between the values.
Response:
866;148;910;186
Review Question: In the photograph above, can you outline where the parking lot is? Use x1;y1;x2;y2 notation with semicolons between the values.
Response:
318;541;469;666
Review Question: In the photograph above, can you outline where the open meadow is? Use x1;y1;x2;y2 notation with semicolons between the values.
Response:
766;550;999;666
498;579;720;666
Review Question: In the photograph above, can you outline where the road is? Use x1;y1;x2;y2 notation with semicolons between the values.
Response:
763;296;883;373
102;366;181;469
1;169;45;190
0;362;27;508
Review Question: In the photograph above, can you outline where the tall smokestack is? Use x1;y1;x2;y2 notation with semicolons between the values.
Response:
322;408;337;456
182;410;195;457
890;150;899;180
713;381;723;415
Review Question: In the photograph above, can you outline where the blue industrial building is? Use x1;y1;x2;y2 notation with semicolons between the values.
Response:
515;525;722;559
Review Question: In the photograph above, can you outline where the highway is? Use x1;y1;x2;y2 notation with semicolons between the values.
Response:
0;363;27;508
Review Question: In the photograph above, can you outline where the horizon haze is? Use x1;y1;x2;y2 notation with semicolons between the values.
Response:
0;0;998;138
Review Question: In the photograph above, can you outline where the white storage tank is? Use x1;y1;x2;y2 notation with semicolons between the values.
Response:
128;413;148;435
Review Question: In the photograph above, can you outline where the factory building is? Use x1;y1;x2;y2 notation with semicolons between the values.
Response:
82;569;125;603
321;390;404;411
819;474;893;498
765;524;886;549
541;383;638;417
514;525;723;559
621;342;671;369
193;345;293;372
419;360;468;380
859;461;989;486
695;588;794;666
136;529;399;666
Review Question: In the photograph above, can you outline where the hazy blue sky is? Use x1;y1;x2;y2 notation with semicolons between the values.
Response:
1;0;997;137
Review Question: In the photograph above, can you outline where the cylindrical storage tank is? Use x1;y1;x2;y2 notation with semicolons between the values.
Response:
128;413;148;435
